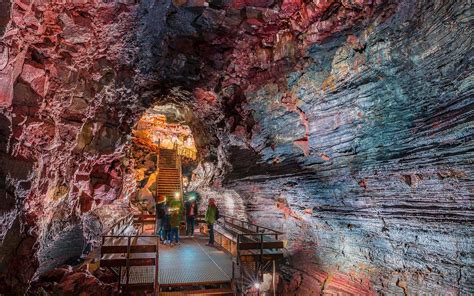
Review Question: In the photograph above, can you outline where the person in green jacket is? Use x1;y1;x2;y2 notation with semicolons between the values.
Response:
205;198;219;246
169;207;181;245
168;193;182;246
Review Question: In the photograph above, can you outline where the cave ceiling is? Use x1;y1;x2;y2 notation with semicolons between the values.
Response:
0;0;472;295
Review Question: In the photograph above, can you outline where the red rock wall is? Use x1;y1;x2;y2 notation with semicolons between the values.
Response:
0;0;472;294
0;1;141;292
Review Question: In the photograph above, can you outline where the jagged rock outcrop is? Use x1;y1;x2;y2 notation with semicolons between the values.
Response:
0;0;472;294
0;1;140;292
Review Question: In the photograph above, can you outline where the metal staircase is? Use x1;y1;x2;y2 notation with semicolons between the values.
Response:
156;148;182;202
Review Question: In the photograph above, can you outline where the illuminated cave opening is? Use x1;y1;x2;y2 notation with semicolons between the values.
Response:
128;104;198;213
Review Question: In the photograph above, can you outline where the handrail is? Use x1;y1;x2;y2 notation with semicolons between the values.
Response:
177;146;196;160
101;215;157;238
101;214;133;236
101;213;160;295
156;140;160;203
215;215;284;295
102;234;158;239
154;235;160;295
219;215;283;236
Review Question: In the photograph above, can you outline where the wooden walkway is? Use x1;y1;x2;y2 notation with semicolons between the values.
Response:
101;232;233;294
99;214;285;295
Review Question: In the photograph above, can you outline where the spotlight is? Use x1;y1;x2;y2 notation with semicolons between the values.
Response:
174;192;180;199
254;282;260;289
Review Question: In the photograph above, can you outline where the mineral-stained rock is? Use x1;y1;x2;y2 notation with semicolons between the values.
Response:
0;0;472;294
30;267;117;296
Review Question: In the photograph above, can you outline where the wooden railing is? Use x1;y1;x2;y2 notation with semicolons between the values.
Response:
219;215;283;238
100;215;159;295
177;146;196;160
178;154;184;209
101;214;134;236
214;215;284;295
155;140;160;203
101;234;159;294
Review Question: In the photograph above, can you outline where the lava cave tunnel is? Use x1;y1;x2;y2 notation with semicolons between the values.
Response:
0;0;472;295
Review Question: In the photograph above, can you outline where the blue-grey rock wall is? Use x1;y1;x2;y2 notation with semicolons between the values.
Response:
225;0;473;294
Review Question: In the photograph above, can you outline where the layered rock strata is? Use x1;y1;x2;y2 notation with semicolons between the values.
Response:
0;0;472;294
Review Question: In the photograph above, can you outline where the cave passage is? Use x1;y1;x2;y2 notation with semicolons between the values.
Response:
129;106;198;212
0;0;472;295
97;106;284;295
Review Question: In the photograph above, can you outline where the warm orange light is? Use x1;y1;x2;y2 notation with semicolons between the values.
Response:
132;110;197;159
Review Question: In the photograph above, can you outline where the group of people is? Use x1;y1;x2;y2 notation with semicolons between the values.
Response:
155;195;219;246
155;194;182;246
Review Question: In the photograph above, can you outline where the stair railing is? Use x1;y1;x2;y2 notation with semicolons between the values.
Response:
173;142;184;210
156;140;160;203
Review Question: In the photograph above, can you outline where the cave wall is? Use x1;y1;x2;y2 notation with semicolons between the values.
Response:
0;1;142;292
0;0;471;294
224;1;473;294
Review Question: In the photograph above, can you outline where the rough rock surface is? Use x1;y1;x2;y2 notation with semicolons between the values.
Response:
224;1;473;294
0;0;472;295
29;265;117;296
0;1;139;292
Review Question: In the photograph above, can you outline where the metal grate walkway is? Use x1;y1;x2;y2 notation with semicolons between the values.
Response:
112;234;232;289
159;236;231;286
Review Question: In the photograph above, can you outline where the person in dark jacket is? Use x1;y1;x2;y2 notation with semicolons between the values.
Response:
185;197;198;237
155;196;166;240
205;198;218;246
161;202;171;244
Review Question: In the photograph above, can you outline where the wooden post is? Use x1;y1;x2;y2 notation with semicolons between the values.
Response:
154;236;160;296
237;234;245;294
119;266;122;288
125;236;131;287
272;260;276;296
